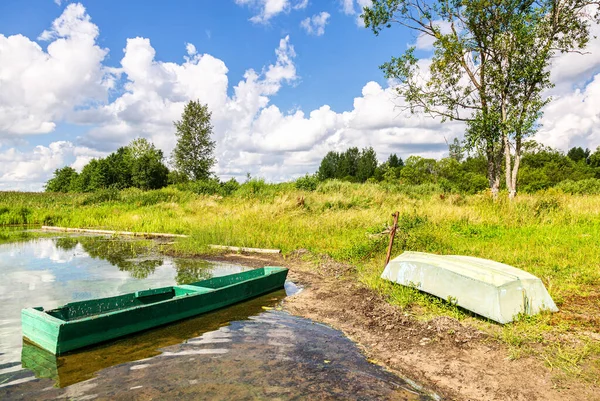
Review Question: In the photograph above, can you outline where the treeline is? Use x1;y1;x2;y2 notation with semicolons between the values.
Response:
316;147;403;182
46;100;217;193
313;141;600;194
46;138;170;192
45;98;600;196
315;145;487;193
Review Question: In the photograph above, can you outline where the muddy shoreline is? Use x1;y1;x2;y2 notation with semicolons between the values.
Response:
203;252;600;401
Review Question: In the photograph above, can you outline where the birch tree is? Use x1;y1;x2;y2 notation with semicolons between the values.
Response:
363;0;600;198
172;101;216;181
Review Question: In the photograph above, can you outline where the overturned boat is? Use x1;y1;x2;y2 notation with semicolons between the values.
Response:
22;267;288;355
381;252;557;324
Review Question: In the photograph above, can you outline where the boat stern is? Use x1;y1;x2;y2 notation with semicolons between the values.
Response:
21;307;63;355
263;266;289;287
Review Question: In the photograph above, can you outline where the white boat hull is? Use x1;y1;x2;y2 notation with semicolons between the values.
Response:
381;252;558;324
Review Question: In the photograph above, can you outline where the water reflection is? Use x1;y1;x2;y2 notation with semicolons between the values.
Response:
174;258;214;284
0;236;251;369
10;304;434;401
54;236;164;279
52;236;215;283
20;290;287;388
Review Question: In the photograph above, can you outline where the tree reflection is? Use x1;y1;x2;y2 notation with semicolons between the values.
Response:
174;258;213;284
54;236;164;279
54;237;78;251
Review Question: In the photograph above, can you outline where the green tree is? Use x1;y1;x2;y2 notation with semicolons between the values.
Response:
449;138;464;163
71;159;108;192
317;151;341;181
356;147;378;182
589;147;600;173
387;153;403;168
400;156;437;185
45;167;78;193
567;147;590;163
518;143;594;192
363;0;600;199
172;101;216;181
126;138;169;190
103;147;132;189
131;153;169;190
339;147;360;179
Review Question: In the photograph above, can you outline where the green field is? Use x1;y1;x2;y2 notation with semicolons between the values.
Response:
1;183;599;383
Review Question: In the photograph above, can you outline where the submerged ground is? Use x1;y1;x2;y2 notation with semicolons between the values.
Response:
1;183;599;399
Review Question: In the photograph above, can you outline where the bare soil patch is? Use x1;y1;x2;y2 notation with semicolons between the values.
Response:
553;290;600;333
204;252;600;401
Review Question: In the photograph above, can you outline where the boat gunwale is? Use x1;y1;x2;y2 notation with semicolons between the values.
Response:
26;266;288;325
391;251;537;287
22;307;66;326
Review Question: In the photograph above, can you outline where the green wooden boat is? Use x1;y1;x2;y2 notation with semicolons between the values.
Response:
21;289;288;388
22;266;288;355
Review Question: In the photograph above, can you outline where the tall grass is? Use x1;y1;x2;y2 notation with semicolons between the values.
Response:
1;183;599;379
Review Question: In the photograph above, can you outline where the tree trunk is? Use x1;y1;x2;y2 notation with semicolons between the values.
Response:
503;133;516;199
510;136;522;199
501;101;517;200
486;143;501;199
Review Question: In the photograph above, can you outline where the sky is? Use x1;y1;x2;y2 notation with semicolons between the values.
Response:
1;1;600;191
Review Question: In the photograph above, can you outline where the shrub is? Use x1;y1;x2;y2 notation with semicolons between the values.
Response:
379;182;441;198
236;178;269;198
295;174;318;191
457;173;489;194
555;178;600;195
120;187;194;206
221;178;240;196
189;179;222;196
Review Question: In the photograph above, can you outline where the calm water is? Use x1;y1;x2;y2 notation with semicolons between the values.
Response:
0;235;252;367
0;234;436;400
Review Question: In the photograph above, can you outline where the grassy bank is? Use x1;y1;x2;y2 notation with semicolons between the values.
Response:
1;183;599;384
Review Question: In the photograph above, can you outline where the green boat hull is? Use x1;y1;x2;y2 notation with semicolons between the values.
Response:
22;266;288;355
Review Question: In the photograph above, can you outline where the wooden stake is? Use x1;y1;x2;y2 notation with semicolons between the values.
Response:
385;212;399;268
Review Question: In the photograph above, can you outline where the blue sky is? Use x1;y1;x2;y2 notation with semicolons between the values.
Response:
1;0;600;190
0;0;406;112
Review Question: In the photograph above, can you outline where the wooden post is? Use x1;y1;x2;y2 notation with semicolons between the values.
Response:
385;212;399;268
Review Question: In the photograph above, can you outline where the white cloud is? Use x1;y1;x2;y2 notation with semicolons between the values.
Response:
5;26;456;189
339;0;371;26
533;19;600;151
537;74;600;150
0;3;112;136
235;0;306;24
300;12;331;36
0;141;103;190
185;43;197;56
414;21;453;51
73;35;298;159
547;21;600;96
340;0;371;15
341;0;355;15
293;0;309;9
3;4;600;190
